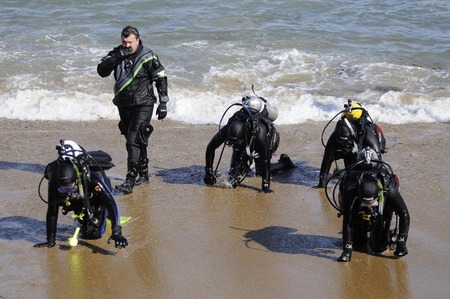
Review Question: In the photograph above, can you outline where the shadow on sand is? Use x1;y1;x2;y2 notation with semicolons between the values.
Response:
232;225;340;261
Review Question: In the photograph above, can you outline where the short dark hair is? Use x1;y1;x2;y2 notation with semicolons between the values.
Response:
121;26;140;39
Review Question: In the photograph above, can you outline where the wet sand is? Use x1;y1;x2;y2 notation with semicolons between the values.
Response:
0;118;449;299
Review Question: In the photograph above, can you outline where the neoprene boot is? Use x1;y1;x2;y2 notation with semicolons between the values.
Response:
394;234;408;257
116;163;138;194
135;158;150;186
270;154;295;174
262;179;272;193
47;233;56;248
337;242;353;262
279;154;295;168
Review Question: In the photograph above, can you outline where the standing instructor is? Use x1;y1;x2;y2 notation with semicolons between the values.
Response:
97;26;169;194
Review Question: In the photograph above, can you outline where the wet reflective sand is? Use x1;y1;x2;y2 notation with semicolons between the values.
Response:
0;119;449;298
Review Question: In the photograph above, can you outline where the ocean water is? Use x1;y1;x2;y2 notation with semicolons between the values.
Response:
1;0;449;124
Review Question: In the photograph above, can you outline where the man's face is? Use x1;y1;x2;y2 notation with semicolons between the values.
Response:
121;34;139;54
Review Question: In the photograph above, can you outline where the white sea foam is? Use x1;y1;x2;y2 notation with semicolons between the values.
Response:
1;0;449;124
2;84;448;124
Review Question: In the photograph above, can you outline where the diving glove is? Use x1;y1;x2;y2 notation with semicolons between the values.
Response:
108;226;128;249
204;167;217;185
156;103;167;120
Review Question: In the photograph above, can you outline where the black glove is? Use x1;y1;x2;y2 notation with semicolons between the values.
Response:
34;239;56;248
262;179;273;193
111;46;132;63
156;103;167;120
204;167;217;185
108;226;128;249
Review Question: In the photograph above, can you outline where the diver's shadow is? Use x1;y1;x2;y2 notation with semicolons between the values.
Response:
154;165;205;186
0;161;46;174
59;240;116;255
0;215;69;244
271;160;318;187
153;161;322;188
236;226;340;261
0;216;116;255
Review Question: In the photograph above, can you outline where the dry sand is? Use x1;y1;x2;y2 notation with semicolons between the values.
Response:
0;118;449;299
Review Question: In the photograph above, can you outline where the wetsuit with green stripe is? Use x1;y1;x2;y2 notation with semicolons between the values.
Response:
97;41;168;107
97;41;168;169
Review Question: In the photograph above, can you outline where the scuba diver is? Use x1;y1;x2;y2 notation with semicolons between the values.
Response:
34;140;128;249
97;26;170;195
317;99;386;188
327;147;409;262
204;91;294;193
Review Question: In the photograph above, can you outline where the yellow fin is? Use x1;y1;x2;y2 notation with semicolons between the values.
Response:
107;216;131;226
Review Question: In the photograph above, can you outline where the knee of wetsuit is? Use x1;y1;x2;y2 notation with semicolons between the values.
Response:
137;123;154;146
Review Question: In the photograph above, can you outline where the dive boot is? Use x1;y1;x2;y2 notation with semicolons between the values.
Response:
115;176;135;194
337;242;353;262
394;235;408;257
116;165;137;194
135;158;150;186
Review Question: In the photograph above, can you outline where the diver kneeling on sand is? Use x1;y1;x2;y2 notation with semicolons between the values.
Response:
204;91;295;193
34;140;128;249
332;147;409;262
317;99;386;188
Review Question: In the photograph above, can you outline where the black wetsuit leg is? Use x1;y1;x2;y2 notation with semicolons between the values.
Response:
118;105;153;165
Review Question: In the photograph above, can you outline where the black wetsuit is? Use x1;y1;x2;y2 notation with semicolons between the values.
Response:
43;159;122;244
339;167;410;252
319;114;385;187
205;110;273;190
97;41;168;172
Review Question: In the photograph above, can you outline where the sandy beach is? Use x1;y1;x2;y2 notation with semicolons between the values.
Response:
0;118;449;299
